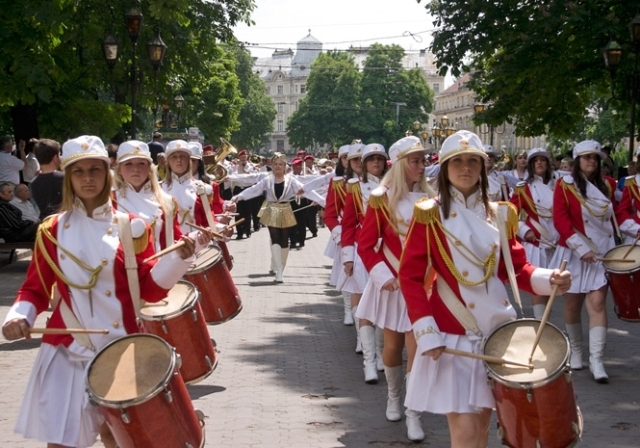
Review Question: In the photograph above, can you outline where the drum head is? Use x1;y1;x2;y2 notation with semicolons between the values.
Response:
186;246;222;274
603;245;640;272
484;319;568;383
87;334;173;403
139;281;197;318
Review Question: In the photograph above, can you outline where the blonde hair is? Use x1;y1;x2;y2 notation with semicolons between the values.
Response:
113;160;173;213
381;157;429;219
61;161;112;212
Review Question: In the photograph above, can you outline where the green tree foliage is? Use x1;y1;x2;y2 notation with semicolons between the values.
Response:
287;45;434;149
0;0;255;142
421;0;638;139
229;47;276;150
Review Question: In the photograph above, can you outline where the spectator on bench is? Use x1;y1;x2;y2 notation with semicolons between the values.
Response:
0;182;38;242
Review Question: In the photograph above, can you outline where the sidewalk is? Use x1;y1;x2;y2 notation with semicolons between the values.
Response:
1;227;640;447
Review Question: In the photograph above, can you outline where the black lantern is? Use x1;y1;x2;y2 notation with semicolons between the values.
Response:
124;5;143;43
147;28;167;71
102;33;119;70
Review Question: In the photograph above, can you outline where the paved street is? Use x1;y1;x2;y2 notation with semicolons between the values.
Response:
1;227;640;447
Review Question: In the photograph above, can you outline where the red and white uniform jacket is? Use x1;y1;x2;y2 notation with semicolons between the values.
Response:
114;182;182;251
358;186;426;289
616;175;640;243
340;175;380;263
161;173;213;233
324;176;347;244
399;190;555;354
553;175;617;258
510;178;559;247
4;199;192;357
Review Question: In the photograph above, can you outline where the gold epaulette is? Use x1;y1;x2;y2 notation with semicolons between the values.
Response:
625;176;637;188
497;201;519;239
39;214;57;233
513;182;526;194
133;226;150;255
412;198;439;225
346;179;360;194
367;186;387;210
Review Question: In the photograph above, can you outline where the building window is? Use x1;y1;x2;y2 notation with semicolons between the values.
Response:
277;85;284;95
266;86;271;95
300;84;306;94
277;120;284;132
277;140;285;152
277;103;284;113
295;85;299;93
433;83;440;94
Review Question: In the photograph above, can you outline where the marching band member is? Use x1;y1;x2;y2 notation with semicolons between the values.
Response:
399;130;571;448
357;136;434;442
509;147;559;319
342;143;389;383
232;149;258;239
231;152;324;283
113;141;183;251
509;149;529;181
483;145;510;201
551;140;617;381
304;154;318;175
2;135;202;448
189;142;236;219
616;147;640;244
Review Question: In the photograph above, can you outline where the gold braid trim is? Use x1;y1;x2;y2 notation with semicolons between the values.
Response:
562;181;610;218
37;220;102;290
514;184;550;219
34;218;54;299
332;179;347;205
626;177;640;203
346;180;360;194
412;198;440;225
497;202;519;239
348;182;364;217
367;192;385;210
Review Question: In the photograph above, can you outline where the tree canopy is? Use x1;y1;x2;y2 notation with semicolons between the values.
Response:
0;0;256;143
422;0;639;140
287;45;434;149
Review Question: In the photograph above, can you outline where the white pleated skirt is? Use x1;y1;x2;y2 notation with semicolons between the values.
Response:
341;250;368;294
324;238;340;287
405;334;495;414
356;279;412;332
15;343;103;448
523;241;555;269
549;246;608;293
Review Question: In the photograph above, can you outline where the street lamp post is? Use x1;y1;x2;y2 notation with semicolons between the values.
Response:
174;94;185;129
431;116;456;151
413;120;430;149
102;3;167;139
603;13;640;163
474;103;505;147
391;102;407;125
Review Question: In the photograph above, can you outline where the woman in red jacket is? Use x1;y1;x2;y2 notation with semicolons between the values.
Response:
551;140;617;382
2;135;200;448
616;147;640;243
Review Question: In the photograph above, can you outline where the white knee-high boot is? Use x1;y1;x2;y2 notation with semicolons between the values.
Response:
270;244;283;283
360;325;378;384
565;323;584;370
589;326;609;383
384;365;403;421
281;247;289;279
352;305;362;354
405;373;425;442
375;327;384;372
342;291;354;325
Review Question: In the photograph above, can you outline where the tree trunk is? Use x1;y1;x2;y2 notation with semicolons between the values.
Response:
10;102;40;142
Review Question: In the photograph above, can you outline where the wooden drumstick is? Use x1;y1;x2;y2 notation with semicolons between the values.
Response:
528;260;568;364
443;348;533;369
596;257;635;263
225;218;245;229
142;240;186;263
622;234;640;259
29;328;109;335
185;222;224;239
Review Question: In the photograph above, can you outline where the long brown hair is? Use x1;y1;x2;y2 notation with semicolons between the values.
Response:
437;158;493;220
572;155;610;198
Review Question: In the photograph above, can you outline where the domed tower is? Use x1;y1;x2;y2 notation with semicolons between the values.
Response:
291;30;322;76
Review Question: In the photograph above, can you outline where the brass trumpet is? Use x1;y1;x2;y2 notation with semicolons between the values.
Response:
204;137;237;181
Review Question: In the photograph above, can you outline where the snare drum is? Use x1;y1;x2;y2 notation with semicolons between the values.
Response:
86;334;205;448
602;245;640;321
483;319;582;448
185;246;242;324
139;281;218;384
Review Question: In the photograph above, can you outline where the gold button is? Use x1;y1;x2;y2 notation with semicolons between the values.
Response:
451;212;457;217
60;253;66;260
468;302;475;309
491;244;498;250
102;259;108;266
112;321;119;328
455;240;462;246
64;222;70;229
503;300;509;307
462;270;469;277
105;290;112;297
107;228;113;234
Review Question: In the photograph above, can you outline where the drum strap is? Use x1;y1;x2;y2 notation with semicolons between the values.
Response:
116;215;142;318
572;227;599;254
197;183;216;229
164;198;175;250
436;277;482;337
528;215;554;244
495;203;524;315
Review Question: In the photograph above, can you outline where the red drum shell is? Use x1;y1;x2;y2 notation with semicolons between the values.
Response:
139;281;218;384
483;319;582;448
185;246;242;324
86;334;204;448
602;245;640;321
218;241;234;270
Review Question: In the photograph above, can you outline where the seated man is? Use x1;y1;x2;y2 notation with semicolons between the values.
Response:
10;183;40;223
0;182;38;242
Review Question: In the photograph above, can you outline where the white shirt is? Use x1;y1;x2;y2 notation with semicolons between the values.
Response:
10;197;40;223
0;151;25;185
22;152;40;183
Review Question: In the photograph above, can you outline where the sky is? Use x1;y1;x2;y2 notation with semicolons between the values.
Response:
232;0;452;86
